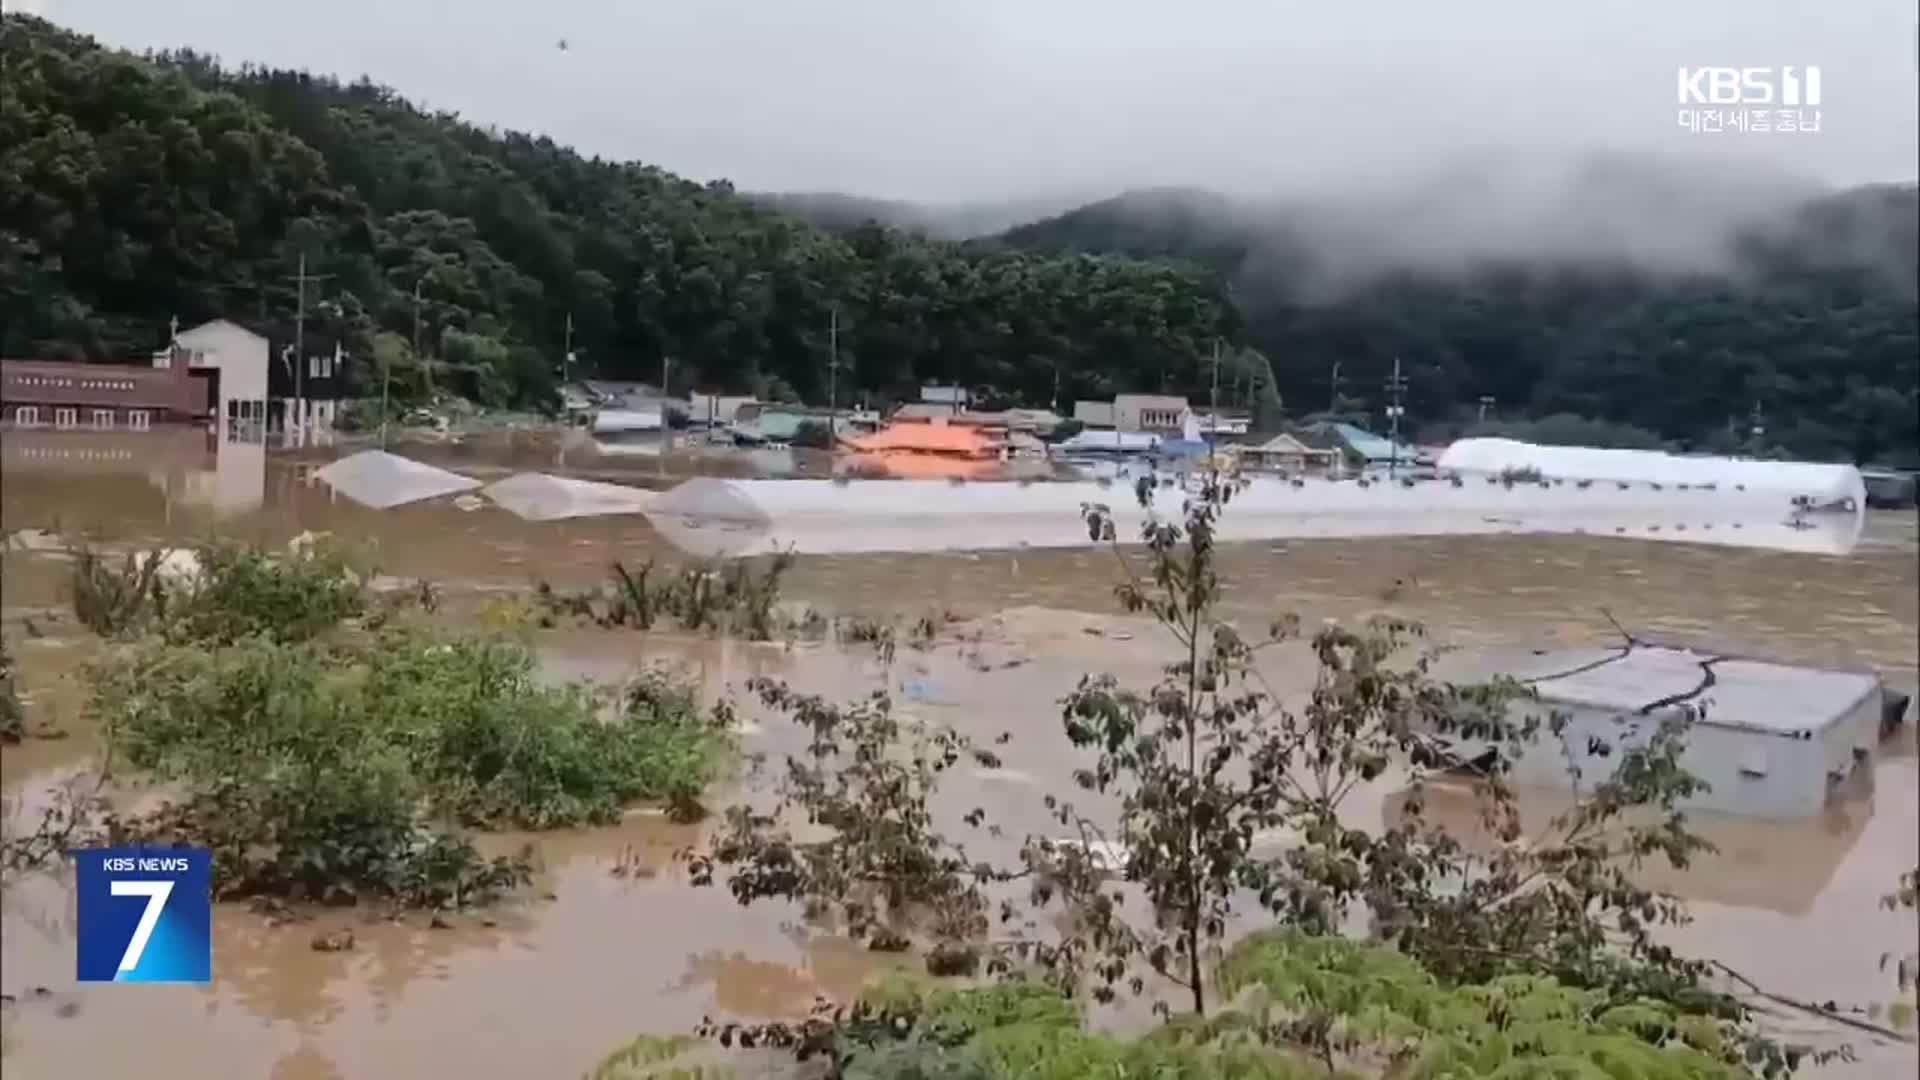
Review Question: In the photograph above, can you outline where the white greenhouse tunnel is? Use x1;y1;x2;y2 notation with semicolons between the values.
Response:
1437;438;1866;507
641;473;1865;559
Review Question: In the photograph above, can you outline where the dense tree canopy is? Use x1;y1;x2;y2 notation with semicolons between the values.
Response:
995;185;1920;464
0;15;1232;412
4;14;1914;465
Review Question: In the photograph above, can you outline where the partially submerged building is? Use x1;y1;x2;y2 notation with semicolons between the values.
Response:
1423;643;1910;821
1;356;212;430
837;417;1005;479
168;319;272;436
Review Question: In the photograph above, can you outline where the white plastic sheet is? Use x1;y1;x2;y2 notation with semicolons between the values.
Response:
1437;438;1865;506
642;474;1865;559
481;472;656;522
312;450;481;509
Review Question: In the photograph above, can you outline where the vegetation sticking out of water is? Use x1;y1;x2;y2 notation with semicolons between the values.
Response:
596;933;1760;1079
646;473;1853;1079
84;630;731;905
0;636;21;743
535;554;796;640
69;541;365;643
24;537;738;908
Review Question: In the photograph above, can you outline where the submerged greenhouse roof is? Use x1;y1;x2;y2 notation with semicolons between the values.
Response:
640;474;1866;559
312;450;481;509
480;473;657;522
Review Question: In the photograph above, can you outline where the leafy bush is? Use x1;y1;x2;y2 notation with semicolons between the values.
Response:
88;630;730;903
1215;930;1752;1079
161;542;364;645
0;636;21;743
69;541;364;643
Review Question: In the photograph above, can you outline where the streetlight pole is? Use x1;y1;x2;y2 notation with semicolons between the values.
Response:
1329;360;1342;416
1478;395;1496;424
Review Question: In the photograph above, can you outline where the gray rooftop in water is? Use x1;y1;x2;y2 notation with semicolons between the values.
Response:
1436;644;1882;738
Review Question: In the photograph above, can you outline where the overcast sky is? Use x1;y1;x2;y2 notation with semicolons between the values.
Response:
21;0;1920;203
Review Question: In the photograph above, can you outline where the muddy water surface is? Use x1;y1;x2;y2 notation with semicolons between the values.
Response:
2;439;1916;1079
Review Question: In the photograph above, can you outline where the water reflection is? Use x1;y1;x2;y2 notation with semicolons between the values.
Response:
1;438;1914;1079
0;426;267;521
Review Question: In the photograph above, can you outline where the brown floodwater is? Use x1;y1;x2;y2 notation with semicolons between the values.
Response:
2;435;1916;1079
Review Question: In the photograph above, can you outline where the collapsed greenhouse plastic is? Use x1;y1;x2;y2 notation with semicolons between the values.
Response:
311;450;481;509
481;472;657;521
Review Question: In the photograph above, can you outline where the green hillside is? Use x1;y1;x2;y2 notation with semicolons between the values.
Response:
994;180;1919;463
0;14;1230;410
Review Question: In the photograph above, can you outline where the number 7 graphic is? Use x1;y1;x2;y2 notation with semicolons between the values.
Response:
111;880;174;974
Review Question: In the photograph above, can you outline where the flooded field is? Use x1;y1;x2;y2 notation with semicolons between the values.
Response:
2;434;1917;1079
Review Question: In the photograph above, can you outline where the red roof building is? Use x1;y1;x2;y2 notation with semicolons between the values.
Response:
0;357;213;431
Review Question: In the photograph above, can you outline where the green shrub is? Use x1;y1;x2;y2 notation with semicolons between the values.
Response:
162;542;364;645
88;629;730;904
0;636;21;743
70;541;364;644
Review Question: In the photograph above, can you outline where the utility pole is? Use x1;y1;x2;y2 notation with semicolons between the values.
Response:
287;254;332;443
827;305;840;439
1748;400;1766;457
1208;339;1221;457
1384;356;1408;479
1478;395;1496;424
1329;361;1342;416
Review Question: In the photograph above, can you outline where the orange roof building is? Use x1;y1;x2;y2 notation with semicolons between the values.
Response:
837;418;1007;479
841;418;999;457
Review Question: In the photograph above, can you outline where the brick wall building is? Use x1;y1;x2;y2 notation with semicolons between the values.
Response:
0;357;212;431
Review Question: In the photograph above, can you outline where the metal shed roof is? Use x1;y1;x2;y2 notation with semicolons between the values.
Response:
1436;644;1882;739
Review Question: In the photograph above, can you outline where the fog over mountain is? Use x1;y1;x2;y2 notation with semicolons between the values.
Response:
35;0;1918;204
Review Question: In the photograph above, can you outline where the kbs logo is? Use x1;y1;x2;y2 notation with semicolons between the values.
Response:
1675;66;1823;137
74;846;211;983
1677;66;1821;106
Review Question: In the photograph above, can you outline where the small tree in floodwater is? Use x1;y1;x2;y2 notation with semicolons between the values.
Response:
674;473;1825;1076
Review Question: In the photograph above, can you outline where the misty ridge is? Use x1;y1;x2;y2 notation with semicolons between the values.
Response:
772;151;1918;302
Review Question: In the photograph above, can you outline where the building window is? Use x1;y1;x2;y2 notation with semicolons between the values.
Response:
55;407;77;429
129;409;151;431
15;406;39;427
92;409;114;430
310;352;333;379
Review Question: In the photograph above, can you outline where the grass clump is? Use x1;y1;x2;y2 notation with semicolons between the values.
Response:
535;553;794;640
88;629;731;905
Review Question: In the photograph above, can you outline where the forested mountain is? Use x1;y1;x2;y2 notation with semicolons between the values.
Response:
0;15;1230;411
994;174;1919;464
3;12;1914;464
744;191;1084;241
